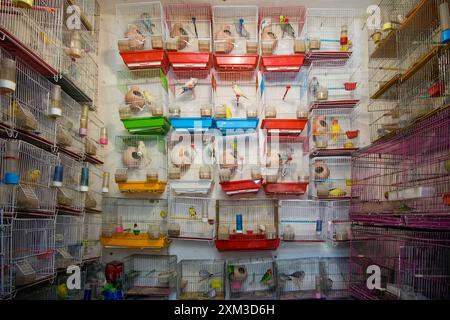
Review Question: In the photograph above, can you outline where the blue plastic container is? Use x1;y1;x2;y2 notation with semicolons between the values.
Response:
214;118;259;133
442;29;450;44
4;173;20;185
170;117;214;131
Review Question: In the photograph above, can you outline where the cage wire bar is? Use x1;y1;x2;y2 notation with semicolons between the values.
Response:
327;200;351;244
57;153;85;213
55;214;82;270
0;210;12;299
168;196;214;241
122;254;177;298
0;47;15;132
85;164;103;213
310;156;352;200
101;198;169;250
82;213;101;262
11;216;56;289
0;0;63;74
350;225;450;300
85;111;104;163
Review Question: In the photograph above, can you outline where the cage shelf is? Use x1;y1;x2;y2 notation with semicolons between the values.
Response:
213;54;259;71
304;52;353;66
121;116;171;135
100;234;169;250
214;119;259;132
167;52;211;71
50;74;92;104
169;181;213;196
215;238;280;251
117;181;167;194
261;119;308;134
119;50;168;71
170;118;213;131
260;55;305;72
263;182;309;196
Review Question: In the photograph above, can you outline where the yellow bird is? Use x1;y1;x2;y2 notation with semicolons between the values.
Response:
188;207;197;218
143;90;155;105
27;169;41;183
330;119;342;142
225;105;232;119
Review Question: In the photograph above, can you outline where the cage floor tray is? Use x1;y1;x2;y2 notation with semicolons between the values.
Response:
215;118;259;132
169;180;214;195
170;118;213;131
263;182;309;195
118;181;167;193
101;234;169;250
167;52;211;70
215;238;280;251
220;179;263;196
120;50;168;71
213;54;259;71
304;51;352;65
261;119;308;134
260;55;305;72
125;286;171;297
121;117;171;135
309;99;359;111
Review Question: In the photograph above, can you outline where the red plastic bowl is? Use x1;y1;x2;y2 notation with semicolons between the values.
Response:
443;193;450;206
344;82;357;91
346;130;360;140
428;82;445;97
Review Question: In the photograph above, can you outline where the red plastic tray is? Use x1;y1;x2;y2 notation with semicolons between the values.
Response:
443;193;450;206
260;55;305;72
120;50;168;71
220;179;263;195
213;54;259;71
167;52;211;70
215;239;280;251
261;119;307;134
263;182;309;195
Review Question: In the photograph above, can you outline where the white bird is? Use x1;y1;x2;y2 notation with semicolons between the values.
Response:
232;83;249;101
137;141;150;164
143;90;155;105
180;78;199;96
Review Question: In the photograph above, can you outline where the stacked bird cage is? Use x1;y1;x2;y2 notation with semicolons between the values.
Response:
215;199;280;251
0;0;63;74
55;214;83;270
0;211;12;299
326;201;351;244
0;47;15;133
168;69;214;130
122;254;177;298
279;200;327;243
101;198;169;250
57;153;85;213
310;156;352;200
81;213;101;262
276;258;320;300
168;197;214;241
319;257;350;299
11;217;56;288
168;130;215;195
117;68;170;135
114;135;167;194
227;258;276;300
84;164;103;213
84;111;105;163
350;225;450;300
178;259;226;300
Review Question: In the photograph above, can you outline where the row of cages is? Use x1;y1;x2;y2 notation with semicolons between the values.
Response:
0;138;108;215
100;198;351;251
115;2;359;71
0;0;100;103
0;46;106;163
351;107;450;229
0;211;102;299
113;59;363;135
110;131;354;198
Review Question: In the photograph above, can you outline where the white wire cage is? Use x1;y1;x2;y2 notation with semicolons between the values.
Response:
227;258;277;300
122;254;177;298
178;259;225;300
57;153;85;213
168;69;213;120
279;200;327;243
168;130;215;195
326;201;351;244
101;198;169;250
0;0;64;73
0;47;15;132
310;156;352;199
0;212;12;299
212;5;259;55
82;213;101;262
84;163;103;213
0;140;58;215
368;99;401;142
309;107;360;152
319;257;350;299
114;135;167;194
55;214;83;270
116;1;165;53
164;3;212;53
168;196;214;241
258;6;307;56
85;111;105;163
11;217;56;288
304;8;356;54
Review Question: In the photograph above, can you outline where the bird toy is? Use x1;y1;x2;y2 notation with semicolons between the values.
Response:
282;85;292;101
140;13;155;34
192;17;198;38
236;18;249;38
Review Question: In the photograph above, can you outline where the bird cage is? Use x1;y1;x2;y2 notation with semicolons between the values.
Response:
82;213;101;262
307;59;361;110
57;153;85;213
215;199;280;251
261;72;308;133
212;5;259;70
227;258;277;300
261;135;309;195
0;212;12;299
368;99;401;142
310;156;352;200
216;131;262;196
66;0;100;37
0;47;16;133
117;68;170;135
101;198;169;250
304;8;355;62
55;214;83;270
309;108;360;154
164;3;212;70
85;111;105;163
84;164;103;213
168;69;214;130
279;200;327;243
178;259;226;300
319;257;350;299
116;1;168;70
114;135;167;194
326;201;351;244
258;6;307;72
0;0;63;75
350;225;450;300
122;254;177;298
0;140;58;215
168;197;214;241
11;217;56;288
213;70;259;132
56;90;85;157
351;108;450;229
13;52;58;145
168;130;215;195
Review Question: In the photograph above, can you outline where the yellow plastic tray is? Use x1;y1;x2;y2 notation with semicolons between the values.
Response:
101;233;169;250
118;181;167;193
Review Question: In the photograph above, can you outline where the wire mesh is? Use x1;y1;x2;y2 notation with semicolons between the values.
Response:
55;214;83;270
85;164;103;213
57;153;85;213
82;213;101;261
0;211;12;299
0;47;15;130
326;200;351;244
85;111;104;162
310;156;352;199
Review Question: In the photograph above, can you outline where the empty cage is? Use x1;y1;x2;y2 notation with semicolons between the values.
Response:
101;198;169;250
310;156;352;199
114;135;167;194
82;213;101;262
85;111;105;163
326;201;351;244
57;153;85;213
55;214;83;270
178;259;226;300
84;164;103;213
227;258;276;300
122;254;177;298
320;257;350;299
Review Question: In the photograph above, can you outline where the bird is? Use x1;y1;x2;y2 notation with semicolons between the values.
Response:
188;206;197;219
143;90;155;105
179;78;199;96
136;141;150;165
309;77;320;98
225;105;232;119
236;18;248;38
330;119;342;142
282;18;296;38
260;18;272;33
198;270;220;281
279;271;305;283
232;83;249;106
260;269;273;285
140;13;155;34
279;16;286;37
57;283;68;299
27;169;41;184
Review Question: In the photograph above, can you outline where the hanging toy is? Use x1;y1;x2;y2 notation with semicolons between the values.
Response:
236;18;248;38
282;85;291;101
140;13;155;34
192;17;198;38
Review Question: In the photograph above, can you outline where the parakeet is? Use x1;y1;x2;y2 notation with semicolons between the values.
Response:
279;16;286;37
236;18;249;38
57;283;69;299
309;77;320;98
232;83;249;106
260;18;272;33
136;141;150;165
282;18;296;38
225;105;232;119
330;119;342;142
260;269;273;285
27;169;41;183
140;13;155;34
188;206;197;218
143;90;155;105
198;270;219;281
180;78;199;96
